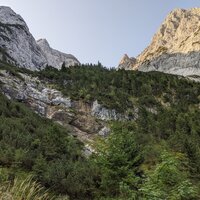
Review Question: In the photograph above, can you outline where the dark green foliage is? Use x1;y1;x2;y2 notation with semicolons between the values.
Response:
0;92;98;199
0;93;82;168
140;151;198;199
94;123;143;198
0;61;200;199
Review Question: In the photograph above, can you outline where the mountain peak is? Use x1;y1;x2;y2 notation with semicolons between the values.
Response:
0;6;47;70
118;54;136;70
0;6;26;26
37;38;49;45
37;38;51;50
0;7;80;70
37;38;80;69
119;54;130;64
118;7;200;76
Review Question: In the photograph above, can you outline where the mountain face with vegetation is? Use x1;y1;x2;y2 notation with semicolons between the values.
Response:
0;6;79;70
119;8;200;78
0;60;200;199
0;61;120;149
0;6;200;200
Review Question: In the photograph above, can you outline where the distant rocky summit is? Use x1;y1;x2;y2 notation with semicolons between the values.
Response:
37;39;80;69
0;6;80;70
119;8;200;77
118;54;136;70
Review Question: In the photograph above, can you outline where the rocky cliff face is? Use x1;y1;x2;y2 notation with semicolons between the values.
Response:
118;54;136;70
0;66;137;144
0;68;98;145
91;100;133;121
0;6;80;70
37;39;80;69
119;8;200;77
0;6;47;70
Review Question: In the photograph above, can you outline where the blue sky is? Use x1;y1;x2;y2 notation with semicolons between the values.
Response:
0;0;200;67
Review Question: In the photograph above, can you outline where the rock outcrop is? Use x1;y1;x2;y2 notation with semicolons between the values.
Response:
0;6;80;70
0;70;72;116
0;68;134;144
98;126;111;137
118;54;136;70
37;39;80;69
91;100;136;121
118;8;200;77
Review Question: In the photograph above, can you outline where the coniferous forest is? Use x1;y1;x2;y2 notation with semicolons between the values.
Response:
0;62;200;199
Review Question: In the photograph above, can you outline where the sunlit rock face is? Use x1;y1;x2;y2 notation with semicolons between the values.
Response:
37;39;80;69
118;8;200;77
0;6;80;70
118;54;136;70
